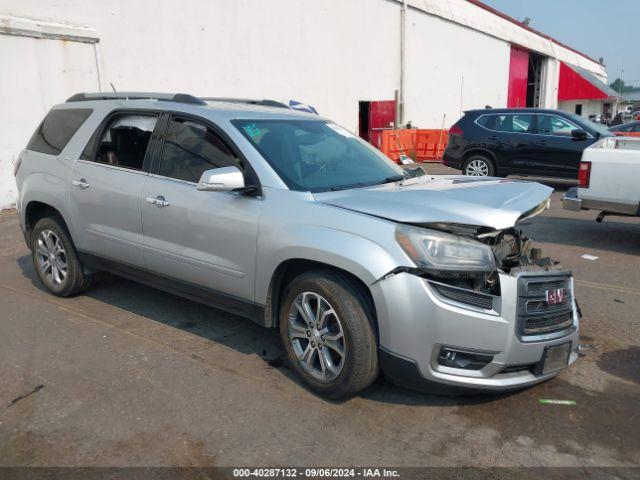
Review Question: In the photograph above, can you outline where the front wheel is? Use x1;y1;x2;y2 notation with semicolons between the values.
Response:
463;155;495;176
279;270;379;399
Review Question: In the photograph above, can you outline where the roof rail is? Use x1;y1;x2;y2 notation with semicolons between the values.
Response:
202;97;290;109
66;92;207;106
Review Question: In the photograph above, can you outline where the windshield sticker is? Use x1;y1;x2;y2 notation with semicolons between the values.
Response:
326;123;356;138
243;124;262;140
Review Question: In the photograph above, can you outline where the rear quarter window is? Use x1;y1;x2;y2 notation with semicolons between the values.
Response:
26;108;93;155
476;114;497;130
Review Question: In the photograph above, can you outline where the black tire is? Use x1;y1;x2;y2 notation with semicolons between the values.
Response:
30;216;93;297
279;270;379;399
462;155;495;177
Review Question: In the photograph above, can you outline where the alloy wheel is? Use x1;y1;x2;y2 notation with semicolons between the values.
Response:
287;291;346;382
36;229;68;285
465;159;490;176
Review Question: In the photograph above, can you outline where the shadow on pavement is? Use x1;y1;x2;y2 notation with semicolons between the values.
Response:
17;254;516;407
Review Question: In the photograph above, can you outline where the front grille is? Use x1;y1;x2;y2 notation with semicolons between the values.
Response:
430;282;494;310
526;297;570;314
517;274;575;338
522;311;573;334
525;279;566;296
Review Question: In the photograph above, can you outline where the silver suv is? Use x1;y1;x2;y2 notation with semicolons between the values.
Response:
15;92;579;399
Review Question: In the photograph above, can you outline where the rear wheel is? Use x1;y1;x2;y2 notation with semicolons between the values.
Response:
31;217;93;297
279;270;379;399
463;155;495;176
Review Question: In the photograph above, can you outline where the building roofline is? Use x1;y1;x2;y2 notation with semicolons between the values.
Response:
465;0;601;66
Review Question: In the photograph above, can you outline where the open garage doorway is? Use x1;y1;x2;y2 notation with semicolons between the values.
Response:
507;46;546;108
358;100;396;148
527;51;544;108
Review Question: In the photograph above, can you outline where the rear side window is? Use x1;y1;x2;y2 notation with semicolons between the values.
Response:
27;108;93;155
494;114;534;133
476;114;496;129
158;117;240;183
91;114;158;170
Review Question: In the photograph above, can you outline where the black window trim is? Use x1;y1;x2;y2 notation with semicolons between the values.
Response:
151;111;262;195
78;108;164;173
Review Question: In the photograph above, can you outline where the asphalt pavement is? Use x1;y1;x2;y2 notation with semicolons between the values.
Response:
0;166;638;468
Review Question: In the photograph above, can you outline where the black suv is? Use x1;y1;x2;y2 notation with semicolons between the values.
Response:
443;108;613;178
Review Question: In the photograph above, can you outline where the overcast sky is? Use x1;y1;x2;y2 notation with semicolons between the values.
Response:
482;0;638;86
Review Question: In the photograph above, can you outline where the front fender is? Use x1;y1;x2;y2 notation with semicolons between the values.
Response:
255;223;404;305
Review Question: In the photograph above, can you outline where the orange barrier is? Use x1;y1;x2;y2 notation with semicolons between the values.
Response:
379;129;448;163
415;129;449;162
614;132;640;137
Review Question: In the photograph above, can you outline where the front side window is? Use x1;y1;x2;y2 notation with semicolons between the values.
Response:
538;115;576;137
27;108;93;155
233;120;404;193
93;114;157;170
158;118;240;183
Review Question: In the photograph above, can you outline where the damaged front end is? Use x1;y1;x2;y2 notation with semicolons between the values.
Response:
389;199;567;305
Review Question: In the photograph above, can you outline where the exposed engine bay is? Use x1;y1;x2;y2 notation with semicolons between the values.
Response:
392;222;565;298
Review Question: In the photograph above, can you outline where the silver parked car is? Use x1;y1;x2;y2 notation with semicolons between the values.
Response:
14;92;580;399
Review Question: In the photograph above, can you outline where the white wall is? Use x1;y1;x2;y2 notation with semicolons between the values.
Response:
404;8;510;127
558;100;610;118
408;0;607;79
0;20;99;208
0;0;610;208
0;0;400;134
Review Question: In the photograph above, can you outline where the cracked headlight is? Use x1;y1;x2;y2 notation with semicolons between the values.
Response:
395;224;496;273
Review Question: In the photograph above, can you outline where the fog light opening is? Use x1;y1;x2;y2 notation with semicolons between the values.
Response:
438;347;494;370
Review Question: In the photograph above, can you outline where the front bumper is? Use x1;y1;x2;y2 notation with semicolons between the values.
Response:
442;152;462;170
371;270;579;393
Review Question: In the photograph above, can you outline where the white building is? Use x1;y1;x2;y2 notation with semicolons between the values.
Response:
0;0;615;207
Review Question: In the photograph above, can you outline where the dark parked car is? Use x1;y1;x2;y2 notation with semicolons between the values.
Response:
443;108;613;178
609;120;640;136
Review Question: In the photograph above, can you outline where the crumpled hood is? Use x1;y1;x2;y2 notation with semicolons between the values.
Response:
313;176;553;230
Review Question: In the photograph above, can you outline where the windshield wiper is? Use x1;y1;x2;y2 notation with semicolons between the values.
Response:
327;174;407;192
383;175;406;183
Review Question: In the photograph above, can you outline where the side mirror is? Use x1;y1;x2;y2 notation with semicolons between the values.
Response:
197;166;245;192
571;129;588;141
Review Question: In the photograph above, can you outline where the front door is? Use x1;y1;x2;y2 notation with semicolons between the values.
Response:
530;114;588;177
69;112;160;267
141;114;260;300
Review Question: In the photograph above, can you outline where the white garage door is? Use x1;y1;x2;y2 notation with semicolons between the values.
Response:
0;17;100;208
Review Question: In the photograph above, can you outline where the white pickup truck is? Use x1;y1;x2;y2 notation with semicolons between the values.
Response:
563;137;640;222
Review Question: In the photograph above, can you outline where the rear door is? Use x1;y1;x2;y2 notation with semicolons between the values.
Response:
530;114;589;177
140;114;260;301
69;111;160;267
482;113;536;174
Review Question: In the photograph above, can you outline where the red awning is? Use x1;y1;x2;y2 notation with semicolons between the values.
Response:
558;62;620;101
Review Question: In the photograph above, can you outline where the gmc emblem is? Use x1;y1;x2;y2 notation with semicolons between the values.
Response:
546;288;567;305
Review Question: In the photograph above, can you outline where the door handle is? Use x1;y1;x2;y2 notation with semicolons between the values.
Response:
488;135;498;141
535;140;548;146
146;195;170;208
72;179;90;189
